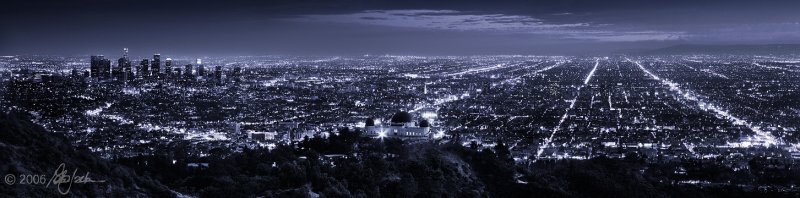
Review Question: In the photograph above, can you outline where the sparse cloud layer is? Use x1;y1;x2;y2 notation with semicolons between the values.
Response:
295;10;687;42
4;0;800;55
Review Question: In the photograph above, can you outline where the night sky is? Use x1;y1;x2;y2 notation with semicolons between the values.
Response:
2;0;800;56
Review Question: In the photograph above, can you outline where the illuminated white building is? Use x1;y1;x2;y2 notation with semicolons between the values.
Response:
364;111;432;139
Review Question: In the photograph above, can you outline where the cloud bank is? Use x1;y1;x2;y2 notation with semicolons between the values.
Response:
295;10;687;42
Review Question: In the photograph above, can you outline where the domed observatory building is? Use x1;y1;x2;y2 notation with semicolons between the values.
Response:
365;112;432;139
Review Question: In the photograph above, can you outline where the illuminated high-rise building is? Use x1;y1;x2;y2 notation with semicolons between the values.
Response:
198;65;206;77
140;59;149;78
90;55;104;79
91;55;111;80
230;66;242;82
214;65;222;83
196;59;205;77
151;54;161;78
113;60;122;80
103;60;111;79
117;48;132;81
184;64;193;79
164;58;172;77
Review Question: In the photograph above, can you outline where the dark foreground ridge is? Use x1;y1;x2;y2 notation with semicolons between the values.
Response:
1;113;798;197
116;128;799;197
0;113;173;197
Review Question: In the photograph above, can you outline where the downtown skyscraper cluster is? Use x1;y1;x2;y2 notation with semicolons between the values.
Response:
88;48;234;83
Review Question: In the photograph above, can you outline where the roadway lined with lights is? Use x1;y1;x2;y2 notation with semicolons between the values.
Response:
753;62;800;72
626;58;782;148
502;61;568;85
535;58;600;159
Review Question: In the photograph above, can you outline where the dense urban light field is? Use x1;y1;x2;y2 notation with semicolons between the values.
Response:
2;55;798;161
3;54;800;195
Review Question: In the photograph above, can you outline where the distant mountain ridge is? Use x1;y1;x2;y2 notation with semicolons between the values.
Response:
638;44;800;55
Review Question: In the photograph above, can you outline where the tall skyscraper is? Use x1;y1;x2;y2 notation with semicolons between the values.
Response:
91;55;111;80
117;48;132;82
103;59;111;79
151;54;161;78
140;59;150;79
214;65;222;83
125;49;133;81
232;66;242;82
164;58;172;78
90;55;104;79
113;60;122;80
198;66;205;77
184;64;193;79
196;59;205;77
